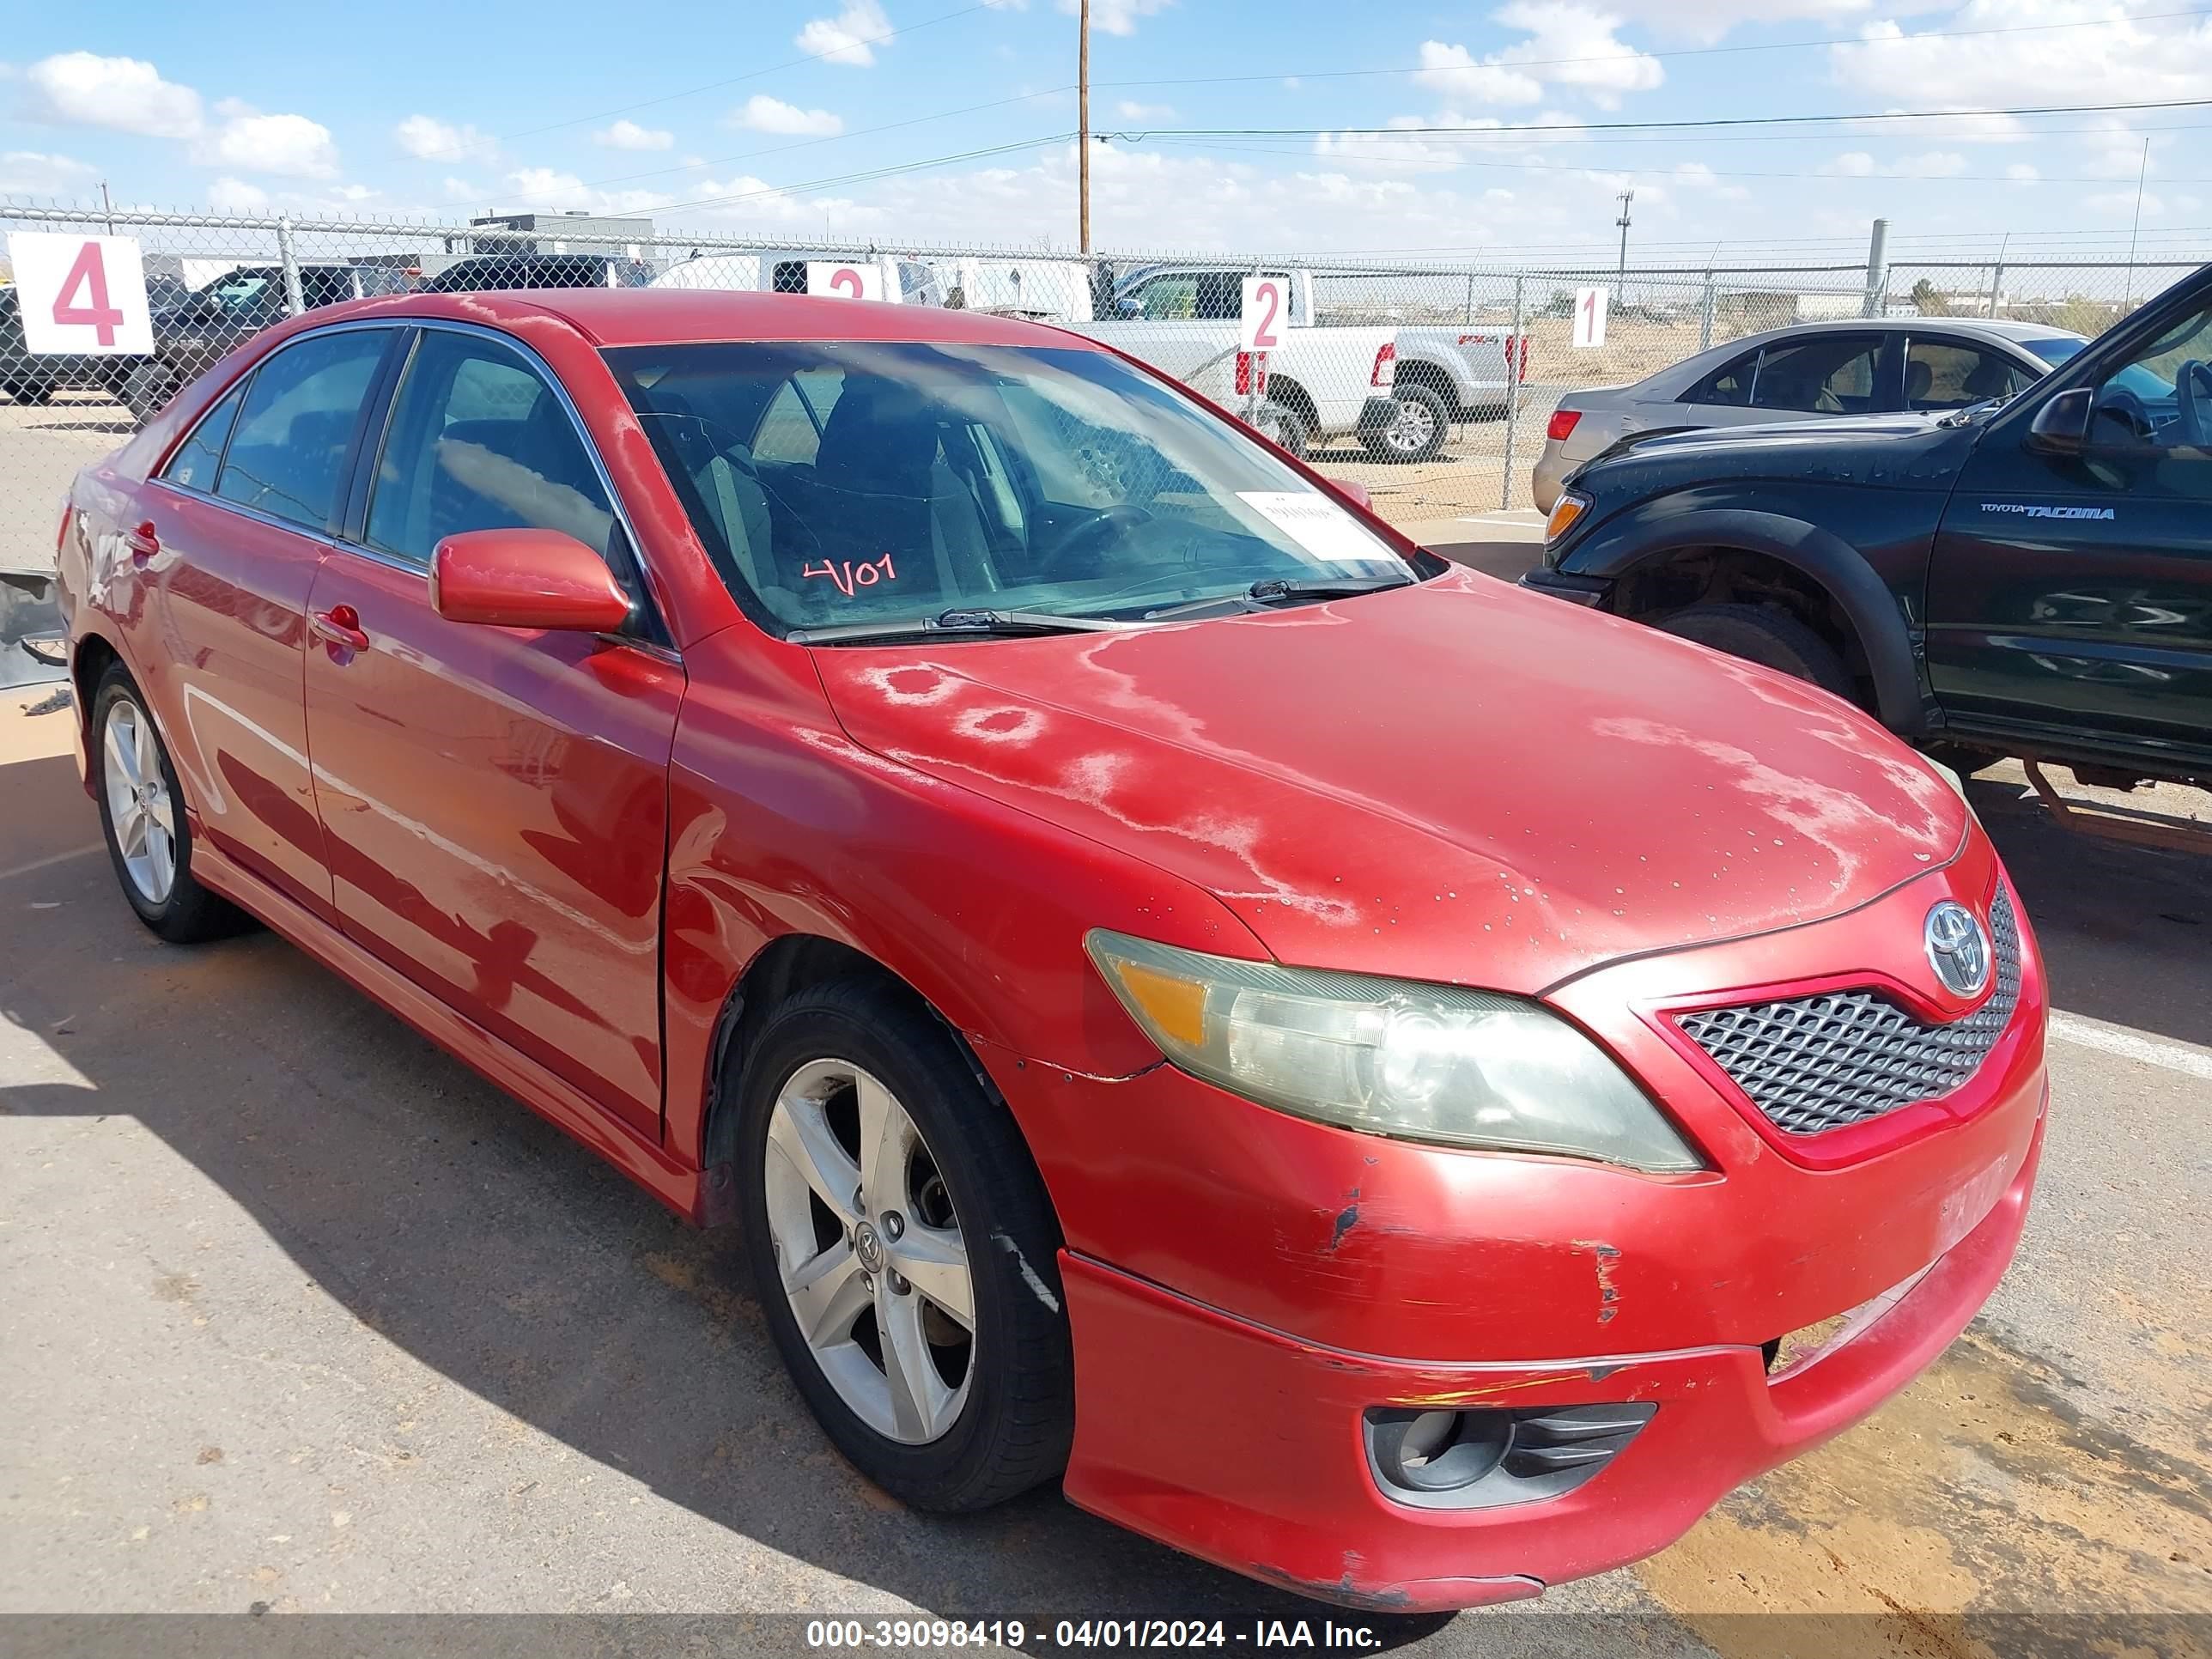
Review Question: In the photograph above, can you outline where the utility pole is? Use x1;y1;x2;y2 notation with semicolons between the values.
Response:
1079;0;1091;254
1862;216;1890;319
100;180;114;236
1613;188;1633;298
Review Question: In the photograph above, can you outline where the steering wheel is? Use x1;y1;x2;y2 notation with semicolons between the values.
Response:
2173;359;2211;448
1043;505;1155;577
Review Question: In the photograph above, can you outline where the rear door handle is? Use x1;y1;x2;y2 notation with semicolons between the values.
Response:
125;520;159;563
310;604;370;652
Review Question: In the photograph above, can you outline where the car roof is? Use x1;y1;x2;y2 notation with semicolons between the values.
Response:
1719;316;2081;346
309;287;1104;350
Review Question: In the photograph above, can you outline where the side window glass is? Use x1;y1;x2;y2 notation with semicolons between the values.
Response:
1687;350;1756;407
2087;301;2212;453
1748;337;1880;414
750;369;846;467
161;381;248;493
1133;277;1198;320
1193;272;1242;320
365;331;617;568
1906;341;2017;410
214;330;388;529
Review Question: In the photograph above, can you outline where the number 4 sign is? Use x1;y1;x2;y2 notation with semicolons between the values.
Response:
1240;276;1285;353
9;233;155;356
1571;285;1609;350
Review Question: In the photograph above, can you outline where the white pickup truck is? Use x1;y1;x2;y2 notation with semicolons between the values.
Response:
1070;264;1424;459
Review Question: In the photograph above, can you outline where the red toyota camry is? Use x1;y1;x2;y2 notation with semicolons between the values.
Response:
54;289;2046;1612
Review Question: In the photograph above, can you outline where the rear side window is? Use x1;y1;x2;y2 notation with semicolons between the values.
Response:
214;330;388;530
161;381;249;493
366;329;617;568
1905;339;2025;410
1686;350;1755;407
1747;336;1881;414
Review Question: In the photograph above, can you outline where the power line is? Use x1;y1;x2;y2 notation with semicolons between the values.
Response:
1093;6;2212;93
629;133;1077;219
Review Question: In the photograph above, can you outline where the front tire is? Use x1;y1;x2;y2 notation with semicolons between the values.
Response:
1255;398;1312;459
1657;602;1854;702
120;362;179;427
736;976;1073;1512
92;665;246;942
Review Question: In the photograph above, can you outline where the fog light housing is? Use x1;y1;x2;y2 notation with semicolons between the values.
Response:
1364;1401;1656;1510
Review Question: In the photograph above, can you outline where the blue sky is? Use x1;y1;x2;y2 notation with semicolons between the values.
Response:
3;1;2209;263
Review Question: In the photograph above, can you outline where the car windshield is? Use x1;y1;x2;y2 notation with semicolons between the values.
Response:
605;340;1413;636
2022;335;2087;367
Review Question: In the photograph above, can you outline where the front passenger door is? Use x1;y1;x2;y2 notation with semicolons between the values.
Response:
301;325;684;1137
1925;295;2212;762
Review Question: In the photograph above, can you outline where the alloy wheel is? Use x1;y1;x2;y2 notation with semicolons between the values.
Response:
1385;396;1438;456
101;696;177;904
762;1058;976;1444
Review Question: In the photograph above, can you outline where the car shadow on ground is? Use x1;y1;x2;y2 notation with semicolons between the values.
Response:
0;744;1465;1642
1963;769;2212;1050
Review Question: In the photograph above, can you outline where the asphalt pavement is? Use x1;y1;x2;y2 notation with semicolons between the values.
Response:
2;684;2208;1657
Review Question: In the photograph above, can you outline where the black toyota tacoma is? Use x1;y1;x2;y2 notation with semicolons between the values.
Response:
1524;263;2210;796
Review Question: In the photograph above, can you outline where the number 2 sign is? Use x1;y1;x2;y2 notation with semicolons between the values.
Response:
8;233;155;356
805;261;889;302
1240;276;1285;353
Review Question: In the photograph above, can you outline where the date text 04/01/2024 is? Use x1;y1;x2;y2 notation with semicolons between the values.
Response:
803;1619;1386;1650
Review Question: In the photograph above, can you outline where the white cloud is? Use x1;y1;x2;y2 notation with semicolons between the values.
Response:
1419;3;1662;109
1599;0;1883;43
732;94;844;136
2082;186;2162;218
394;113;498;161
1671;160;1750;200
594;118;674;151
1832;3;2212;115
199;100;339;178
1821;148;1966;179
1115;100;1175;120
0;149;97;195
2006;163;2040;183
207;176;270;214
797;0;894;64
442;177;480;201
498;167;675;216
22;52;203;138
1059;0;1173;33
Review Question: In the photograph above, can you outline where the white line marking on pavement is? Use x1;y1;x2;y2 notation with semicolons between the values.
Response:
2049;1011;2212;1084
0;842;104;884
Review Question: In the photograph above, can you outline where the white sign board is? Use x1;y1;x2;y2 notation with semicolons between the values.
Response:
1571;286;1608;350
1240;275;1287;353
805;260;889;302
9;233;155;356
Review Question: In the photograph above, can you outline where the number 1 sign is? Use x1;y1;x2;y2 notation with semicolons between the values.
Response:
9;234;155;356
1571;286;1609;351
805;261;889;302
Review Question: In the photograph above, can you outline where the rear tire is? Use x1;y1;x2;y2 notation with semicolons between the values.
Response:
736;976;1073;1512
1256;398;1312;459
1657;602;1854;702
91;665;248;943
120;362;179;427
1368;382;1450;462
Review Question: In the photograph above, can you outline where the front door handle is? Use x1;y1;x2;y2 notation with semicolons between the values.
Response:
310;604;370;652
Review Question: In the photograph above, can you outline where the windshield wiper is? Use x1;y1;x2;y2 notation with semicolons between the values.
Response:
787;607;1139;645
1141;572;1414;622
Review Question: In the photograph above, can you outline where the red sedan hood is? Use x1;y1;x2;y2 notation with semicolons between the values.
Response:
812;571;1966;993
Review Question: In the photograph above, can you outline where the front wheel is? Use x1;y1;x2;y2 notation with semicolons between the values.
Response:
737;977;1073;1511
1255;398;1312;459
120;362;179;427
1657;602;1854;702
1367;382;1450;462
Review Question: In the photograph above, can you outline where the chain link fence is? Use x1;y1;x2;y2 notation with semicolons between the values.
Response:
1;200;2203;574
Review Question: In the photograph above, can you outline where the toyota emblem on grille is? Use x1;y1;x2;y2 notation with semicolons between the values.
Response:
1924;901;1992;999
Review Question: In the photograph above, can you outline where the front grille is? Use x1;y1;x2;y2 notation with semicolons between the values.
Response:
1679;888;2021;1136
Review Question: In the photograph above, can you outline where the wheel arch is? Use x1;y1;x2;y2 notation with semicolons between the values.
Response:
1263;374;1320;428
1392;356;1459;408
69;630;126;792
1572;507;1924;732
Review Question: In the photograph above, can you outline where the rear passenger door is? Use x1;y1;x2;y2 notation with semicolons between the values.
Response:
136;325;398;916
301;323;683;1137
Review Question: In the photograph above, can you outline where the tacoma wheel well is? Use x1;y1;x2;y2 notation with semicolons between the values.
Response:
1614;545;1875;711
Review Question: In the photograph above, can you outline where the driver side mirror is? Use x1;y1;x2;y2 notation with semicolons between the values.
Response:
431;529;633;633
2027;386;2094;458
1331;479;1372;512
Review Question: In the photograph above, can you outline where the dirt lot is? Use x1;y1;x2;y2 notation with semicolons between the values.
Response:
3;683;2208;1653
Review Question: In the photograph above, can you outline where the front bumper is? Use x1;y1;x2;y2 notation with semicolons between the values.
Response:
1059;1107;2042;1612
1517;565;1609;606
994;853;2046;1608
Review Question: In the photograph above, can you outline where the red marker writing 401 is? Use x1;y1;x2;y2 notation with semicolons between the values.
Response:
802;552;897;597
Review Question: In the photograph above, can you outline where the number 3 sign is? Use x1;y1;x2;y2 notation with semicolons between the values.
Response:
8;233;155;356
805;261;888;302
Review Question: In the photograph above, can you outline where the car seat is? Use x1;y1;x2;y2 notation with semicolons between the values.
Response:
807;377;992;610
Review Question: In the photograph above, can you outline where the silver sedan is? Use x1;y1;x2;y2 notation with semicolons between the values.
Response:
1531;318;2087;511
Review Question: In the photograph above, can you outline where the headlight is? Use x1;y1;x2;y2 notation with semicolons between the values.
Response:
1544;489;1590;543
1085;931;1703;1172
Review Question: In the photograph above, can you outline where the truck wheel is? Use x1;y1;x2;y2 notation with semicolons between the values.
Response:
3;380;56;407
1920;743;1996;779
1256;399;1311;459
1658;603;1853;702
736;976;1074;1512
121;363;179;427
1368;382;1449;462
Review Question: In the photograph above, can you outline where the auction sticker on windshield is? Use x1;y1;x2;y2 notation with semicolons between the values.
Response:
1236;491;1397;564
